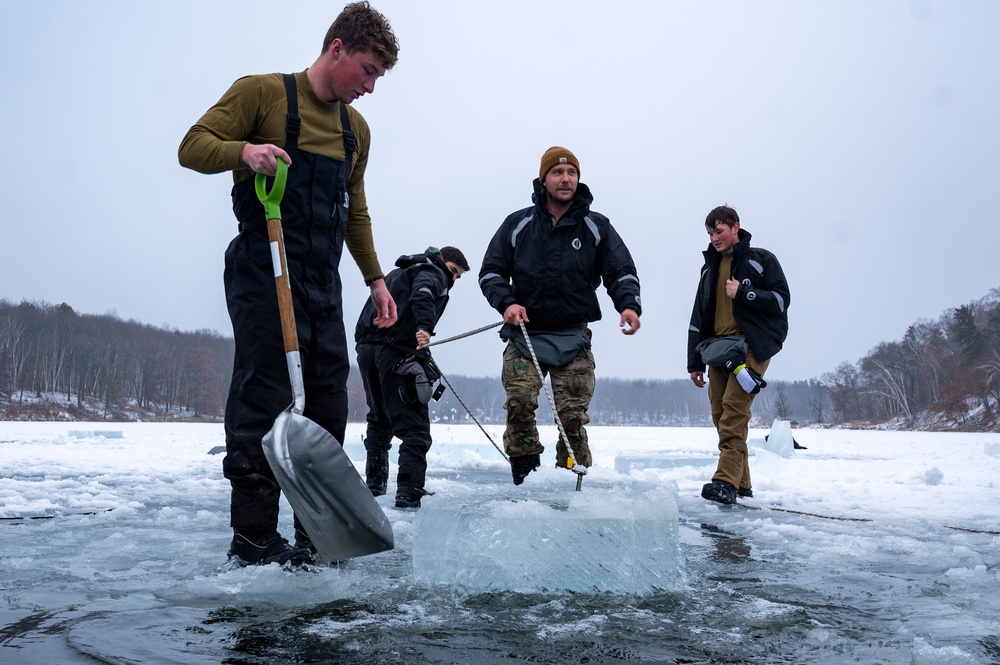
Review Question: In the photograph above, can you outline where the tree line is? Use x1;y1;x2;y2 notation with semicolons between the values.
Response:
820;288;1000;430
0;299;826;426
0;300;230;420
3;290;999;430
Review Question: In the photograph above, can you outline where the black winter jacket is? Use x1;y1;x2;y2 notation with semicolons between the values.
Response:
687;229;790;372
479;180;641;332
355;250;454;347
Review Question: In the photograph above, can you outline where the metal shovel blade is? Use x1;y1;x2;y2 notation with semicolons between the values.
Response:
263;409;394;561
254;160;392;561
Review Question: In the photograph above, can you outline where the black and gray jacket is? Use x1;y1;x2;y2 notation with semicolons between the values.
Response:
687;229;790;373
355;249;454;347
479;179;641;332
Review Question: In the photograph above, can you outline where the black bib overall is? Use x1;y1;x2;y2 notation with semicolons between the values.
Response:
222;74;355;534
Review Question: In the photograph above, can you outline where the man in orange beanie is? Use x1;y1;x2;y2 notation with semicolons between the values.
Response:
538;146;581;182
479;146;642;485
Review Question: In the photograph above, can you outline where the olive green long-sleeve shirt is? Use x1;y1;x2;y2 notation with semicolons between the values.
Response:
178;70;383;281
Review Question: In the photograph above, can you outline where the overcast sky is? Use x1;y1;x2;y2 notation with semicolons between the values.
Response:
3;1;998;382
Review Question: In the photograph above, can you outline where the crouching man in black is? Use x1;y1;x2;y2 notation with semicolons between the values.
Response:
354;246;469;508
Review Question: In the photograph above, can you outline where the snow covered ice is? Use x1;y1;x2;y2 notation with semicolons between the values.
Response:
1;421;999;664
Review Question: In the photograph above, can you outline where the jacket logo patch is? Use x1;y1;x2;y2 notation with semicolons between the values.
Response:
572;238;582;250
746;291;756;301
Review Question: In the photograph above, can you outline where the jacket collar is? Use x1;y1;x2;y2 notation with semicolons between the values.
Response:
530;178;594;222
394;251;454;288
703;228;753;265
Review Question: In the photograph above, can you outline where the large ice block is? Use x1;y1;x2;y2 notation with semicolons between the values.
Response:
68;430;124;439
411;484;684;595
614;454;716;473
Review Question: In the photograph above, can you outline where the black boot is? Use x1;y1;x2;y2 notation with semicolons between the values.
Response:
366;450;389;496
394;485;433;509
701;480;738;505
228;531;312;567
510;453;541;486
293;517;318;557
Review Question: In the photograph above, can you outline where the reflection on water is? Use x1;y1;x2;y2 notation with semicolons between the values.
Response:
699;522;753;563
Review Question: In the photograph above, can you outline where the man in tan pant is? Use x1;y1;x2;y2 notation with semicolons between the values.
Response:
687;206;790;505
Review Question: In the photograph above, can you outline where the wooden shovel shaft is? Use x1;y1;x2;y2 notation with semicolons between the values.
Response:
266;217;299;354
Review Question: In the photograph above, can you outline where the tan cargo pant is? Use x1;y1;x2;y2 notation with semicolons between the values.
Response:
707;348;769;491
501;341;595;468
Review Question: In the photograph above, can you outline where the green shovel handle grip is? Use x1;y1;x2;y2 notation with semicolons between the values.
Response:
254;158;288;220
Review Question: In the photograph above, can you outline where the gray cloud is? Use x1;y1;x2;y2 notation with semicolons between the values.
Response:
3;0;998;382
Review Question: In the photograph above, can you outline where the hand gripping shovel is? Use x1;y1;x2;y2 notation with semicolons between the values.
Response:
257;159;393;560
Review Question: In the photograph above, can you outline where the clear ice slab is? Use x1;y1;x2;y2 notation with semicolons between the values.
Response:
614;454;716;473
411;480;684;596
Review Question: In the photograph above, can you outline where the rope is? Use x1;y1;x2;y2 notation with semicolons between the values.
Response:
428;321;503;347
412;320;507;461
0;508;115;521
729;502;996;532
437;369;509;462
421;318;587;488
755;505;872;522
945;525;1000;535
518;320;586;490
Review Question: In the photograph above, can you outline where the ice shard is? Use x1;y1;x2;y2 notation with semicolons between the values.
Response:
764;419;795;457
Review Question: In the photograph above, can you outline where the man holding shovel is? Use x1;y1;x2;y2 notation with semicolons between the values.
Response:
178;2;399;566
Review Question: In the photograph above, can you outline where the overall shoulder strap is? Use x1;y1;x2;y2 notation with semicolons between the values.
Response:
282;73;300;151
339;102;356;189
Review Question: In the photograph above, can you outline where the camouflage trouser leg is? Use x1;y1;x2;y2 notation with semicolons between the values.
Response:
550;350;595;468
502;342;543;458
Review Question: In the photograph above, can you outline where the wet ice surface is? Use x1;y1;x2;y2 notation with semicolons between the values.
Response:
1;422;999;664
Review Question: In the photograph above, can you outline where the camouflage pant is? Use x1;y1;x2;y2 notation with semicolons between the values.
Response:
501;341;596;467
